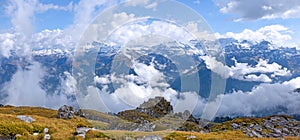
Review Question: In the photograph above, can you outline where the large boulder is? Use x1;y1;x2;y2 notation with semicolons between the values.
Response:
58;105;74;119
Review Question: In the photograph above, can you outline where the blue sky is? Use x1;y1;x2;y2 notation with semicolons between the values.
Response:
0;0;300;46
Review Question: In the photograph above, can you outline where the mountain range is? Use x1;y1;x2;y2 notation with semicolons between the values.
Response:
0;38;299;117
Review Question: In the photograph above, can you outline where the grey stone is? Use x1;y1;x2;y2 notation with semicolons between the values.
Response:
137;135;162;140
187;135;196;139
270;133;281;138
271;117;281;121
251;130;262;138
273;128;282;134
249;124;254;128
44;128;49;134
44;134;51;140
264;121;274;130
231;123;239;129
134;122;156;132
253;125;262;132
58;105;74;119
16;115;35;123
282;128;290;134
76;127;91;134
246;132;254;138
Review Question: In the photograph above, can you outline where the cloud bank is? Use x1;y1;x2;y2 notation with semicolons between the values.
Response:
217;0;300;20
200;56;291;83
216;25;297;48
3;62;73;109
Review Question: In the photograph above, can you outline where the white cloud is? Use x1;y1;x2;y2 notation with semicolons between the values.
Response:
200;56;291;82
213;77;300;116
31;29;74;49
0;33;15;57
94;75;111;85
0;32;32;58
125;0;150;6
217;0;300;20
36;2;73;12
218;25;297;48
5;0;37;35
107;19;194;46
5;0;73;35
124;0;158;9
0;29;74;58
73;0;113;26
3;62;73;109
59;72;77;96
244;74;272;83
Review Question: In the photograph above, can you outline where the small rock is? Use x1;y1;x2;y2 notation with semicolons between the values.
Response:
251;130;262;138
76;127;91;134
137;135;162;140
231;123;239;129
273;128;282;134
33;132;39;136
253;125;262;132
75;109;86;118
264;121;274;130
44;128;49;134
187;135;196;139
249;124;254;128
17;115;35;123
271;117;280;121
246;132;254;138
44;134;51;140
270;133;281;138
282;128;289;134
77;133;86;139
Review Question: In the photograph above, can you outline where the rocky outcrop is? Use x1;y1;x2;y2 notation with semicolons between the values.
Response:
136;96;173;118
115;97;174;131
58;105;74;119
118;97;173;122
230;116;300;138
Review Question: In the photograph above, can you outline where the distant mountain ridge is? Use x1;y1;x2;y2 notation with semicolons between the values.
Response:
0;38;300;117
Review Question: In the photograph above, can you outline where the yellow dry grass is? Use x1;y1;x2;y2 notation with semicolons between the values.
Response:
0;106;299;140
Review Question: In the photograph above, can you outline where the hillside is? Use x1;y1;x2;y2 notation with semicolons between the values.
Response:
0;97;299;139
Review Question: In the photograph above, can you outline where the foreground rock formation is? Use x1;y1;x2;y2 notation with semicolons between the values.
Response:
57;105;74;119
